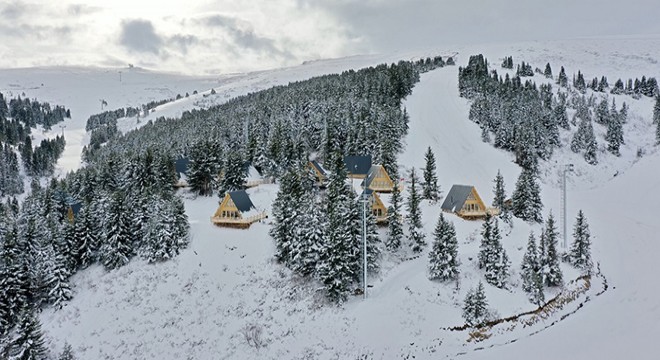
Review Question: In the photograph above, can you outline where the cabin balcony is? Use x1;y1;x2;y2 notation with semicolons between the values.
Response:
211;212;268;229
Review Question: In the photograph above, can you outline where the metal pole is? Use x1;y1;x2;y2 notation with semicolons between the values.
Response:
362;195;367;299
561;164;573;249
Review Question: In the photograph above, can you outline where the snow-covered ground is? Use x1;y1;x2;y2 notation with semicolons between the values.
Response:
2;35;660;359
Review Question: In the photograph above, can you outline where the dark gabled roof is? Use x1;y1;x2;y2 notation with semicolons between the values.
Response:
440;185;473;212
310;160;327;176
228;190;255;213
70;202;82;215
344;155;372;175
175;158;190;176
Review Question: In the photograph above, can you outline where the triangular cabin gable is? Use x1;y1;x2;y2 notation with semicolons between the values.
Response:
441;184;499;220
66;202;82;223
362;165;395;192
309;160;327;185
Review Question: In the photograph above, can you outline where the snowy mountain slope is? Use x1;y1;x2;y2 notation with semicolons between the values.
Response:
4;36;660;358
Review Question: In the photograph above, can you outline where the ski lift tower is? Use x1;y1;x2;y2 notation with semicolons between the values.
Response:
360;192;368;299
560;164;574;249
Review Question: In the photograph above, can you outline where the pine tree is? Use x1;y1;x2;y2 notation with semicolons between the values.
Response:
99;192;134;270
58;343;75;360
73;204;98;268
480;217;509;288
462;281;489;326
569;210;593;274
386;180;404;251
557;66;568;87
291;198;325;277
654;96;660;125
42;244;72;309
270;165;307;265
422;147;439;201
217;151;246;198
544;63;552;79
511;168;543;223
9;308;48;360
428;213;459;281
492;170;507;213
0;225;30;330
406;168;426;252
521;232;544;306
571;113;598;165
541;214;563;287
140;196;173;263
317;154;355;302
605;110;624;156
187;141;219;196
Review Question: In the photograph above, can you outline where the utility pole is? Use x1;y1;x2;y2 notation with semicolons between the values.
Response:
118;71;122;83
560;164;574;249
59;125;66;137
362;192;368;299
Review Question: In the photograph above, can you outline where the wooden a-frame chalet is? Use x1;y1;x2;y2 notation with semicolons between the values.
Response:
308;160;328;186
211;190;267;229
440;185;500;220
174;157;190;188
361;165;396;192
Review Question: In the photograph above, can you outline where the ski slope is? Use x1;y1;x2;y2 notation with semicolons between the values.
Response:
2;36;659;359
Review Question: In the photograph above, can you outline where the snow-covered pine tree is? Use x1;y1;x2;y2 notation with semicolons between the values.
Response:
58;343;75;360
140;196;172;263
482;218;509;288
511;168;543;223
8;307;48;360
99;192;134;270
291;197;325;277
544;63;552;79
557;66;568;87
541;213;563;287
422;147;439;201
270;164;307;265
571;114;598;165
187;141;219;196
492;170;507;213
317;154;355;302
521;232;544;306
605;108;624;156
428;213;459;281
462;281;489;326
386;179;404;251
570;210;593;274
654;96;660;125
217;150;246;198
406;168;426;252
0;225;30;330
169;194;190;255
43;245;72;309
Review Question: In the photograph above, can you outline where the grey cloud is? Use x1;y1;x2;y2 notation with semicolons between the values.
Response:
1;1;28;20
199;14;293;59
67;4;101;16
0;23;72;40
119;19;164;55
169;34;199;54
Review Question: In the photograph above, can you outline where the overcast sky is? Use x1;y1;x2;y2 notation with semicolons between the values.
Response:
1;0;658;75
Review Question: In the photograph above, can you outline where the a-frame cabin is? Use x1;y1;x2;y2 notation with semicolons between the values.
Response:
308;160;328;186
174;158;190;188
345;155;372;179
66;202;82;223
440;185;500;220
211;190;267;229
361;165;396;192
362;189;388;225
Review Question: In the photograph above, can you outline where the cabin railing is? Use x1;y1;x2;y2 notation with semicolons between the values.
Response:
211;212;268;225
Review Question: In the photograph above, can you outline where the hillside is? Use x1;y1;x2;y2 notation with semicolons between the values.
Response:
1;36;659;359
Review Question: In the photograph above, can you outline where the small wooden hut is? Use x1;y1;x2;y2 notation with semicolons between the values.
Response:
440;185;500;220
211;190;267;229
174;158;190;188
66;202;82;223
308;160;328;186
